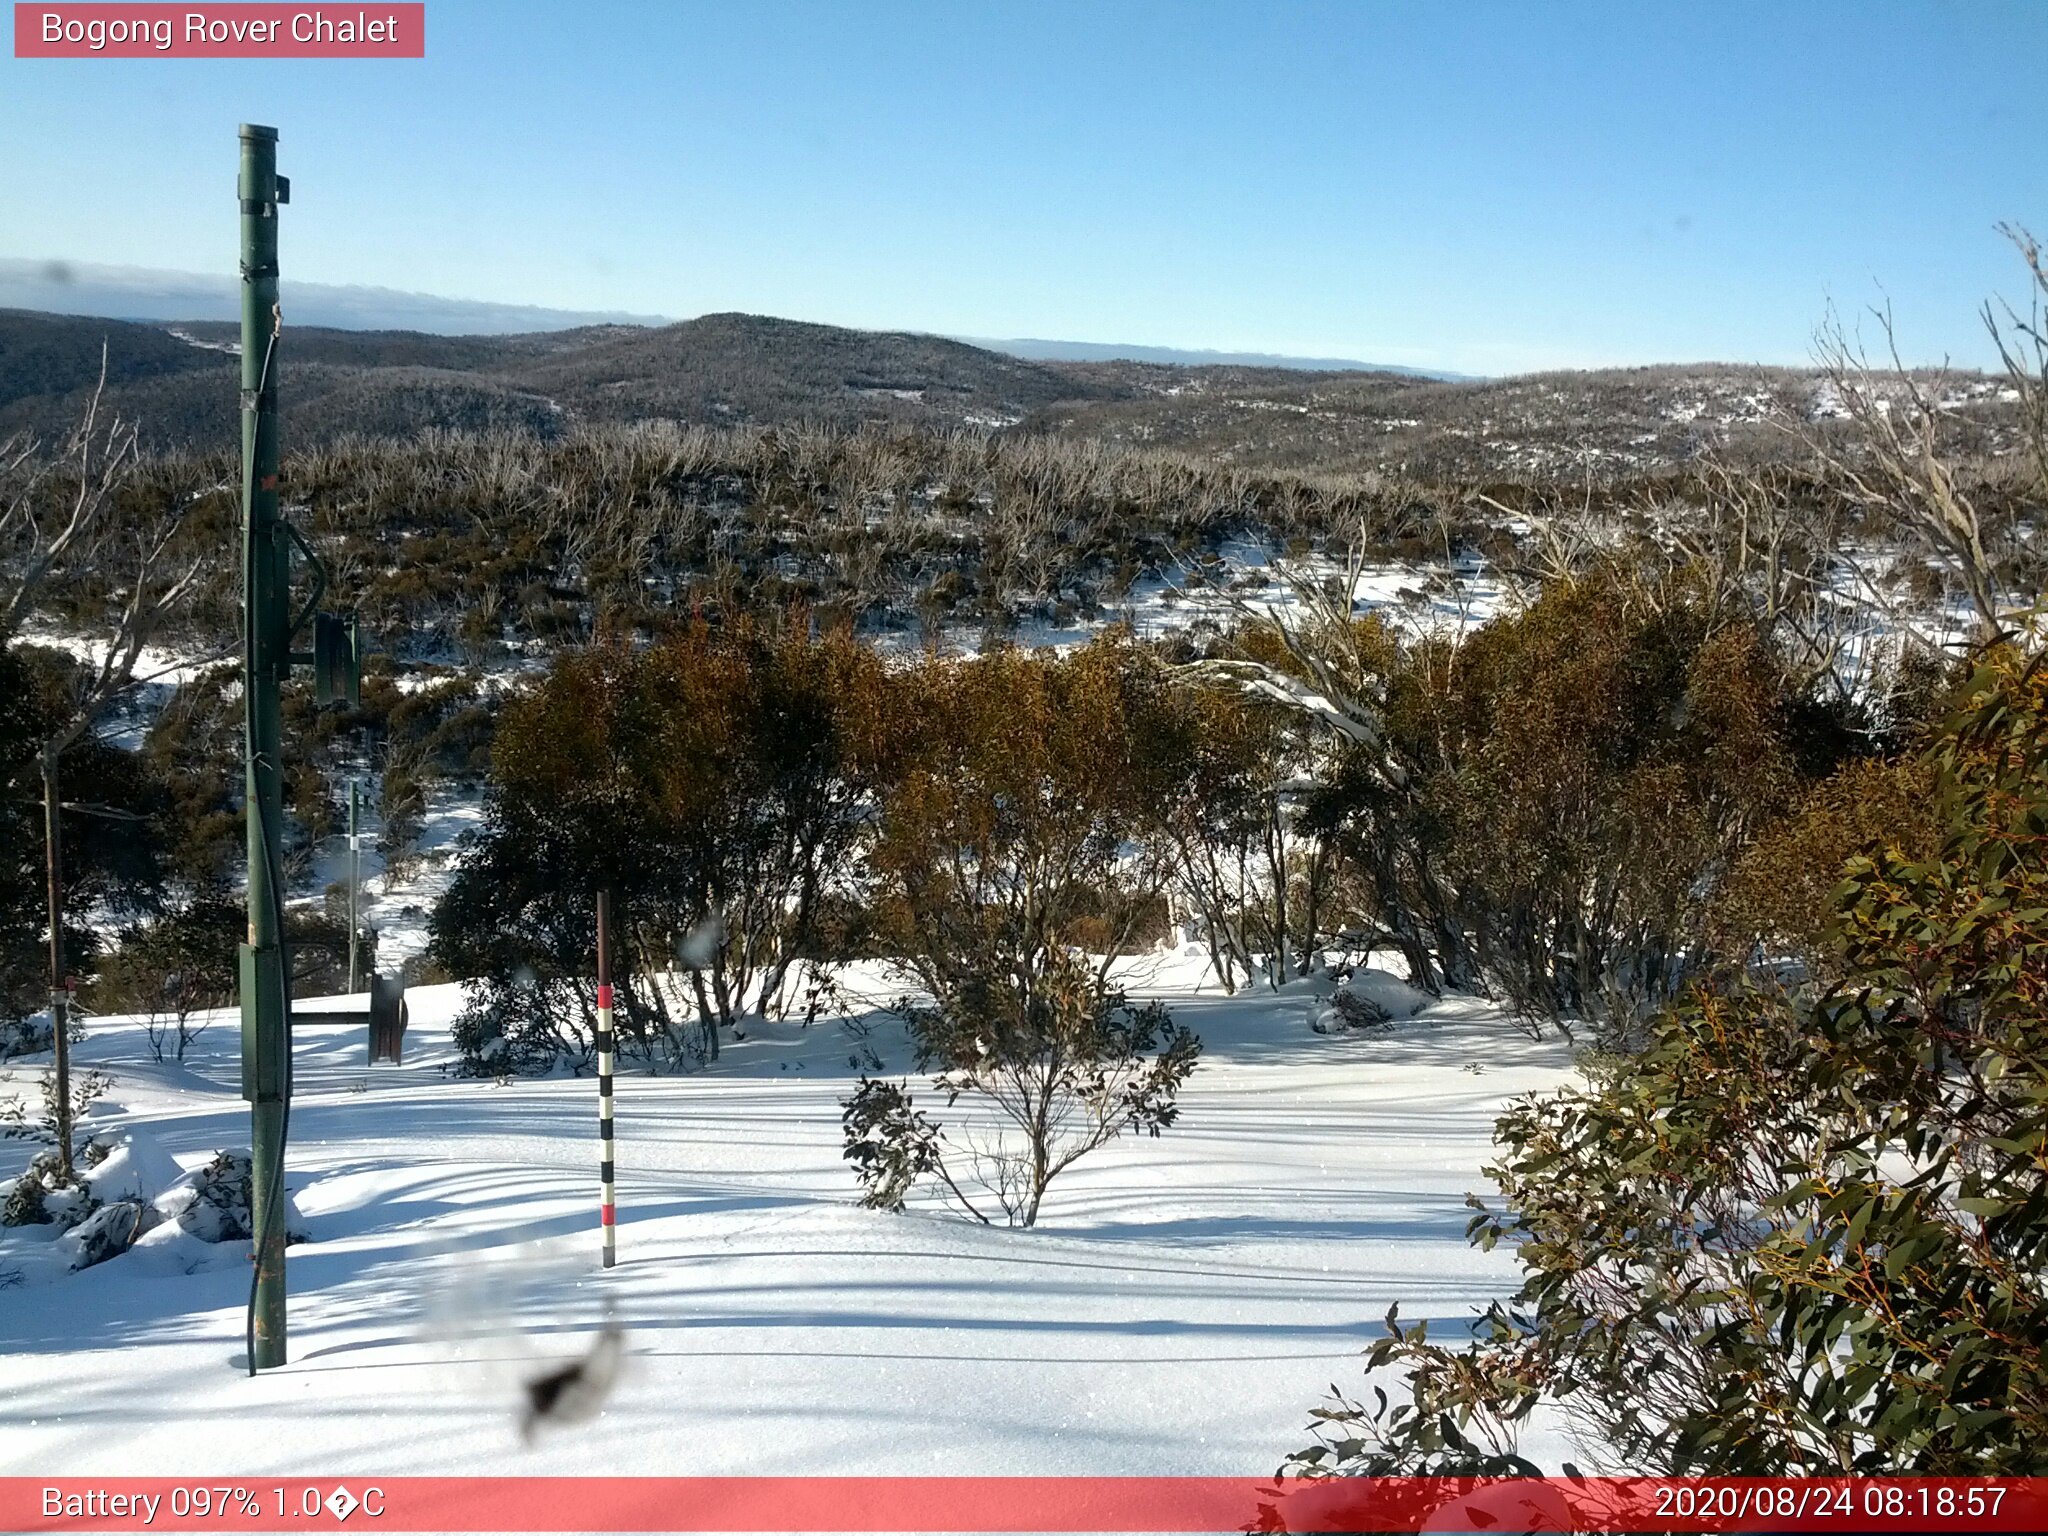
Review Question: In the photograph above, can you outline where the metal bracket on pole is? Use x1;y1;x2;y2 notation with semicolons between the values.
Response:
313;612;363;707
282;519;328;640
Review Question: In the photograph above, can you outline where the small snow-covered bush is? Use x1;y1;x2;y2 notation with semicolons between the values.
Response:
1314;990;1391;1034
80;1128;186;1208
0;1015;53;1062
448;979;590;1078
64;1199;156;1270
174;1151;257;1242
1312;967;1433;1034
3;1150;74;1227
6;1128;184;1252
155;1149;309;1245
2;1067;114;1227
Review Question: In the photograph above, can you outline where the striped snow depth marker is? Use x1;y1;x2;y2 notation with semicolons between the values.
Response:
597;981;616;1267
596;889;617;1269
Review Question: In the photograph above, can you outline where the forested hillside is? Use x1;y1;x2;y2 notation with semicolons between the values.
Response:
7;304;2025;479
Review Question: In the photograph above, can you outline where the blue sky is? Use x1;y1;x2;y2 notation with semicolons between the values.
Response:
4;1;2044;373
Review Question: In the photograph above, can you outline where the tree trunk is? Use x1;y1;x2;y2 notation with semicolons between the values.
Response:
42;749;74;1182
688;968;720;1062
1265;802;1290;986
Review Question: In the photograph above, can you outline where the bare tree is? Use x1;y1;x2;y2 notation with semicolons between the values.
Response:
1180;532;1481;990
843;953;1202;1228
1;353;202;1181
1806;304;2011;648
1983;223;2048;502
1503;458;1889;706
1185;534;1397;755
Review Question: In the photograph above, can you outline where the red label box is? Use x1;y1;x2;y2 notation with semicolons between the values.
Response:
14;4;425;57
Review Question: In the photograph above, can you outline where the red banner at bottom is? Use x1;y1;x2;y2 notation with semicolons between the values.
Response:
9;1477;2048;1532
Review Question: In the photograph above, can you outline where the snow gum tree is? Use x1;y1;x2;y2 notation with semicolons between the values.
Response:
1407;569;1817;1028
845;635;1203;1226
1;372;197;1177
1224;556;1861;1033
867;633;1181;1011
1154;672;1334;992
433;618;893;1072
1;647;169;1034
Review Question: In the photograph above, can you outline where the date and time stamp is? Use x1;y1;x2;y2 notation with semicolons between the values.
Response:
1649;1480;2014;1523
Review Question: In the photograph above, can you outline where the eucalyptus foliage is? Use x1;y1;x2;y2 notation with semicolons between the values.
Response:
1285;643;2048;1476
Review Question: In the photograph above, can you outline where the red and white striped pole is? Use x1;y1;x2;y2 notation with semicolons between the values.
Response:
595;888;617;1269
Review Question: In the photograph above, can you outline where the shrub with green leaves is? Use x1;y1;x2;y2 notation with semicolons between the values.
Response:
94;892;243;1061
1283;642;2048;1477
433;619;893;1073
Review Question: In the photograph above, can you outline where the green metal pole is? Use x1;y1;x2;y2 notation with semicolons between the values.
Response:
238;122;291;1371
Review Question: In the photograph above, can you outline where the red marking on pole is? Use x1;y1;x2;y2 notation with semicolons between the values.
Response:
259;474;278;490
600;1206;616;1226
597;983;613;1011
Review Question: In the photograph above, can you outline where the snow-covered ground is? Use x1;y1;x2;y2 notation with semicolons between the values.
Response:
303;782;485;976
1116;546;1504;650
0;952;1577;1478
877;540;1509;660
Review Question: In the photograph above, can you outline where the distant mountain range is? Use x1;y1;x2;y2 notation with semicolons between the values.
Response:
0;300;1455;454
11;287;2005;482
0;258;669;335
966;336;1466;379
0;306;1157;449
0;258;1456;377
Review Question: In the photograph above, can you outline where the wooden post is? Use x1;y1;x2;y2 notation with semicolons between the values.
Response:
41;749;74;1182
596;888;617;1268
347;778;362;993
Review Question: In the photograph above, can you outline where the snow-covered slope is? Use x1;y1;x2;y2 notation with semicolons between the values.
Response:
0;953;1574;1477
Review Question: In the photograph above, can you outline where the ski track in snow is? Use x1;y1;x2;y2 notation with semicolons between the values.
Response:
0;954;1580;1476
